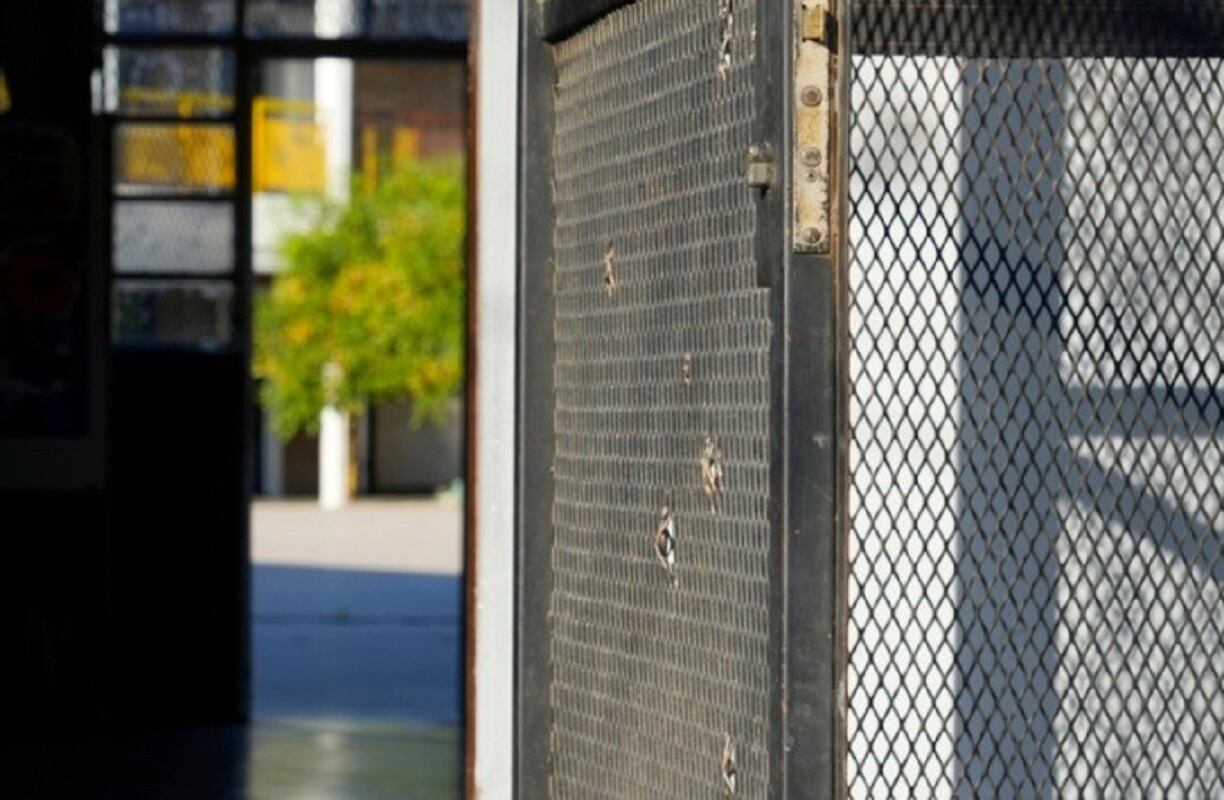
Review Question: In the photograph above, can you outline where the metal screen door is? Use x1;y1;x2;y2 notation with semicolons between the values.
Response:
845;2;1222;797
518;0;845;795
516;0;1222;798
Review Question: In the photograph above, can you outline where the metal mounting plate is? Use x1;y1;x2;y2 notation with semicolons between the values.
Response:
793;0;833;253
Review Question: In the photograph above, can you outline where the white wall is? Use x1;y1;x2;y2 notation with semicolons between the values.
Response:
847;55;1223;797
847;56;965;797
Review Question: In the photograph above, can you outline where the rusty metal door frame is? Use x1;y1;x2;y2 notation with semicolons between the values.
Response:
514;0;850;795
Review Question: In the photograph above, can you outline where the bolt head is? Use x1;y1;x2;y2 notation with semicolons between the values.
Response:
801;86;823;106
802;227;823;244
801;147;822;166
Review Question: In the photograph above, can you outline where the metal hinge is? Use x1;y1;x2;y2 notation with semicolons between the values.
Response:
793;0;833;253
801;4;833;45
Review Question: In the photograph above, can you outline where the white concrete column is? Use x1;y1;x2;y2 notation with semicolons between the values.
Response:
314;0;356;198
314;56;354;203
319;359;349;510
102;0;119;33
314;1;355;508
102;0;121;110
318;403;350;510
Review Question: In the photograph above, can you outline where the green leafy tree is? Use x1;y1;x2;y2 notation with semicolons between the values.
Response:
255;157;465;438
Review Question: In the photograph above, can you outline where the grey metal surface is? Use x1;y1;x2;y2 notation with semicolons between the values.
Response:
846;3;1223;797
545;0;775;795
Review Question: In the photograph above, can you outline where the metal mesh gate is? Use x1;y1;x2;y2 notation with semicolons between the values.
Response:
519;0;1222;797
847;2;1223;796
547;0;775;796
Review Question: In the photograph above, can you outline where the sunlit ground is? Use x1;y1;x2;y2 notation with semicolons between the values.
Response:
251;497;464;799
7;718;460;800
248;717;460;799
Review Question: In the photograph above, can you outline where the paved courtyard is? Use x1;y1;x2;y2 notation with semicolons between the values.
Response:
251;497;464;797
251;498;464;575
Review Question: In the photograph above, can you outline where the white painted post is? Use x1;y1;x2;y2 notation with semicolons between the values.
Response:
471;0;518;794
314;55;354;203
318;404;350;510
314;0;355;508
319;361;349;510
314;0;355;200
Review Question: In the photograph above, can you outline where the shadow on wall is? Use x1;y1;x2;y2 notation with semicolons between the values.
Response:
849;55;1221;796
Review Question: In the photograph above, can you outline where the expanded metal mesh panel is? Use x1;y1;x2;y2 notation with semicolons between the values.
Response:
548;0;773;796
847;3;1223;797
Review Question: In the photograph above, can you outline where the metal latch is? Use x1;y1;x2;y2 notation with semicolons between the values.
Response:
745;143;775;189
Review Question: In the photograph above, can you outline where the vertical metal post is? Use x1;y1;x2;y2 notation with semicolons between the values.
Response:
315;0;357;509
467;0;520;793
751;0;791;795
777;0;849;795
515;0;557;796
831;0;851;789
233;0;254;720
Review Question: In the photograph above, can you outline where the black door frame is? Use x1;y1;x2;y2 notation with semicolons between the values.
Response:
97;0;467;724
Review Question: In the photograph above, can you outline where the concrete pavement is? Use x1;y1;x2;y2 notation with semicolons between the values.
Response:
251;497;464;796
251;497;464;575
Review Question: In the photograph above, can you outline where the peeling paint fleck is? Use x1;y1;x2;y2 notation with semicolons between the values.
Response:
701;437;725;511
721;733;737;794
602;243;616;296
718;0;734;79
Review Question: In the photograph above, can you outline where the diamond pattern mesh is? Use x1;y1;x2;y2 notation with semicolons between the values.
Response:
548;0;773;796
847;4;1223;797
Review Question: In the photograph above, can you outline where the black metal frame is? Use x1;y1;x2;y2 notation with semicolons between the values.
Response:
850;0;1224;57
514;0;849;795
514;1;556;795
96;14;469;398
96;0;468;724
774;0;851;794
538;0;632;41
97;4;468;351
